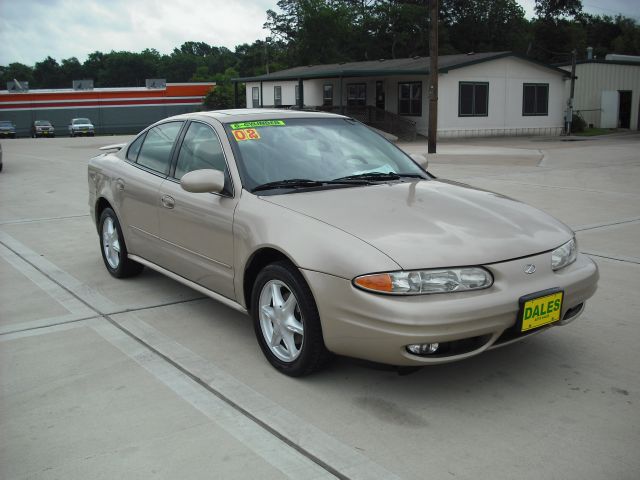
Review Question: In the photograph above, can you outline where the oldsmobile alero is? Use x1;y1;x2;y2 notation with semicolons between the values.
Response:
88;109;598;376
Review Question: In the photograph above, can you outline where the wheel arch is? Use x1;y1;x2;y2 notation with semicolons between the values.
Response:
95;197;114;233
242;247;299;311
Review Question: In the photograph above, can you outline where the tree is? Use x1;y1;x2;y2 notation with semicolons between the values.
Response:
534;0;582;20
0;62;34;87
60;57;84;84
202;67;238;110
442;0;529;54
33;56;65;88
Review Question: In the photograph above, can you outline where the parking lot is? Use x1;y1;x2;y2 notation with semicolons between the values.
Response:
1;132;639;479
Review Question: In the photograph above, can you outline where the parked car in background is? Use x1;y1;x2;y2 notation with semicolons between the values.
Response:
69;118;94;137
31;120;55;138
0;120;16;138
88;109;598;376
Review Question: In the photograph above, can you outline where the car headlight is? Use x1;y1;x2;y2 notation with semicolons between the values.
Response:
354;267;493;295
551;238;577;271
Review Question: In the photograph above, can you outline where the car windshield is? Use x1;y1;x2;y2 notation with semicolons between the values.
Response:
73;118;91;124
35;120;51;126
0;121;14;127
225;118;427;192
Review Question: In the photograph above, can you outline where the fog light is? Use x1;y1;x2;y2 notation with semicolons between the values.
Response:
406;343;439;355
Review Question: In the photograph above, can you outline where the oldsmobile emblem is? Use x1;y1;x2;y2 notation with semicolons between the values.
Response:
524;264;536;274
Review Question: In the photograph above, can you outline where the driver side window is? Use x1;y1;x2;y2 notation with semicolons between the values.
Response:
174;122;228;180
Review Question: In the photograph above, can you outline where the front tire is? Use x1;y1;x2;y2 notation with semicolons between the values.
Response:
251;261;331;376
98;208;143;278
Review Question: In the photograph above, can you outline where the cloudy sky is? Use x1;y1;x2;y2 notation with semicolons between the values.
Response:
1;0;638;66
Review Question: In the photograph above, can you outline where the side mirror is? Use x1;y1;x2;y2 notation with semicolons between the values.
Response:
180;169;225;194
410;153;428;170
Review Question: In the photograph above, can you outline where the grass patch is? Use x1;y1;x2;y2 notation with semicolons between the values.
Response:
575;128;617;137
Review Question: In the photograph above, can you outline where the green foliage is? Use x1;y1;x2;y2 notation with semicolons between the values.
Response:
203;67;239;110
571;113;586;132
1;1;639;91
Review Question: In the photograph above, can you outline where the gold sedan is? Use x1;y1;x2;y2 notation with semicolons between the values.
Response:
88;110;598;376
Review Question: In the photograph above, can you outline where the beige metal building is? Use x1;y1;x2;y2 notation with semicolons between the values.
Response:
559;55;640;130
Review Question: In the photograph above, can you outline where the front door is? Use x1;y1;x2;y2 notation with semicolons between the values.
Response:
157;121;238;300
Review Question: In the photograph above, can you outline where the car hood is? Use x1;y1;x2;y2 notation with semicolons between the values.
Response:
261;180;573;269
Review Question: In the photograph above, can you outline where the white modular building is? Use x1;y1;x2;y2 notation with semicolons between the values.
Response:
234;52;570;139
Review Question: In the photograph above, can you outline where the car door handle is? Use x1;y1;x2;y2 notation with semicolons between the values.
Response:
161;195;175;209
115;178;125;191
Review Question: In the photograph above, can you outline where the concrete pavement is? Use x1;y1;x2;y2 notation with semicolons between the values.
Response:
0;133;639;479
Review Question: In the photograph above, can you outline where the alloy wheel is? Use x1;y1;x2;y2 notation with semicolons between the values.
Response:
102;216;121;269
258;280;304;362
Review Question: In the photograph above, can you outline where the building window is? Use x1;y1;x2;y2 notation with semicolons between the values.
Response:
398;82;422;116
295;84;300;103
523;83;549;116
347;83;366;106
323;84;333;106
459;82;489;117
252;87;259;108
274;86;282;106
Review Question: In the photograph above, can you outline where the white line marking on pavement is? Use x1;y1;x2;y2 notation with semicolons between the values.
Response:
88;318;335;480
0;240;96;318
112;315;401;480
0;230;401;479
0;230;118;314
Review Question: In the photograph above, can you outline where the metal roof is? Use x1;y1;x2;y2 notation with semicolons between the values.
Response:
555;59;640;68
234;52;569;82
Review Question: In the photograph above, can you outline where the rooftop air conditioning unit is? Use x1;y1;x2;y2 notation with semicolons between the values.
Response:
146;79;166;89
7;80;29;92
73;79;94;90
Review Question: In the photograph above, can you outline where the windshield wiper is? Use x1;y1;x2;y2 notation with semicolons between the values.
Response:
252;178;371;193
332;172;424;182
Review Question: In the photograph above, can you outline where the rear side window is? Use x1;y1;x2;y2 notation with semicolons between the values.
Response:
174;122;227;179
127;133;145;162
136;122;183;175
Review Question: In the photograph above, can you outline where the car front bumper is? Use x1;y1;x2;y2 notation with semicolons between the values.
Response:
302;251;598;366
71;129;94;136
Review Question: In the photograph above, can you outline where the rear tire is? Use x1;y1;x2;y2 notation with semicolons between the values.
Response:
98;208;143;278
251;261;331;376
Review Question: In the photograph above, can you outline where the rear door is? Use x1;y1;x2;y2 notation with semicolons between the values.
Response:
157;120;238;300
117;121;184;262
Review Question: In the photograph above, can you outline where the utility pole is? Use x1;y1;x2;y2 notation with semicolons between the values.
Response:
265;37;271;75
567;49;576;135
428;0;439;154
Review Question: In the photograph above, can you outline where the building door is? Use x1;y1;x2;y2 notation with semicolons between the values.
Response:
376;81;385;110
618;91;632;128
375;81;385;121
600;91;618;128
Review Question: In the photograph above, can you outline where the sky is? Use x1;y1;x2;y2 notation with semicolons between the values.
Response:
1;0;638;66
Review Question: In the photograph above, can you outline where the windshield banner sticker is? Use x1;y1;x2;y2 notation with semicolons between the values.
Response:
232;128;261;141
230;120;285;130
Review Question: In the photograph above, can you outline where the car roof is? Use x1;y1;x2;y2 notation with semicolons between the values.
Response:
166;108;347;124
